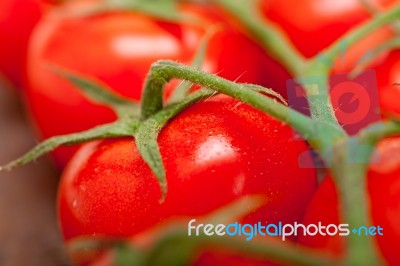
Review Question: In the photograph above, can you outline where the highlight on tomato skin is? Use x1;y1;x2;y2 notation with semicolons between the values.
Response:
262;0;400;108
2;0;400;265
57;96;317;265
261;0;397;58
23;0;291;168
25;0;200;167
298;137;400;266
261;0;400;134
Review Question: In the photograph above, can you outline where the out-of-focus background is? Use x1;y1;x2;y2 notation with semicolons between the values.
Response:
0;80;69;266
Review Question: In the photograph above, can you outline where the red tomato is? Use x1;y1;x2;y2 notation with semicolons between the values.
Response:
262;0;396;58
263;0;397;77
261;0;400;78
0;0;44;86
25;0;290;167
180;3;291;94
298;137;400;265
58;95;317;244
376;50;400;116
330;49;400;134
259;0;398;136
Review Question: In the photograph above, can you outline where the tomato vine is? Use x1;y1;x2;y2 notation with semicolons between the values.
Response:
1;1;400;266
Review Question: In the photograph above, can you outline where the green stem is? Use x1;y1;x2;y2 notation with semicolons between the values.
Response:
136;88;216;200
359;0;400;35
329;120;400;265
302;3;400;128
168;24;222;104
351;38;400;78
303;9;400;258
334;120;400;264
331;138;383;266
318;4;400;66
358;119;400;148
294;68;342;127
140;68;165;119
144;230;336;266
0;119;138;171
213;0;306;76
88;0;186;23
213;0;343;129
331;119;400;264
141;60;345;152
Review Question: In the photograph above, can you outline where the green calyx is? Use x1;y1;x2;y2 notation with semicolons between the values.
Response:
2;1;400;266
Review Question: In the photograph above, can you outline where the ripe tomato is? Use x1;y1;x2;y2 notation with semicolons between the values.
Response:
58;95;317;243
262;0;399;74
330;49;400;134
298;137;400;265
259;0;398;135
25;0;290;167
0;0;44;86
376;50;400;116
262;0;396;58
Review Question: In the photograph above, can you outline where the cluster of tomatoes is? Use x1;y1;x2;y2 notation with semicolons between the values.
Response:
1;0;400;265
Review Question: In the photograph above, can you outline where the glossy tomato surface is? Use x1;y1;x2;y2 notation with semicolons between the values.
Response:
0;0;44;86
330;48;400;134
262;0;397;76
58;95;317;242
25;0;290;167
260;0;398;135
262;0;396;58
376;50;400;116
298;137;400;265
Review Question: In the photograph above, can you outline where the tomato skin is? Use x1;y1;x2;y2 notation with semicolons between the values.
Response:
262;0;398;79
25;0;290;168
260;0;399;134
376;50;400;117
0;0;45;86
177;3;291;94
58;95;316;243
25;0;196;166
298;137;400;265
333;49;400;133
58;138;164;240
262;0;396;58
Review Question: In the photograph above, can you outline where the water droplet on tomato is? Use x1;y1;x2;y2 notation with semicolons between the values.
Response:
72;199;78;209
